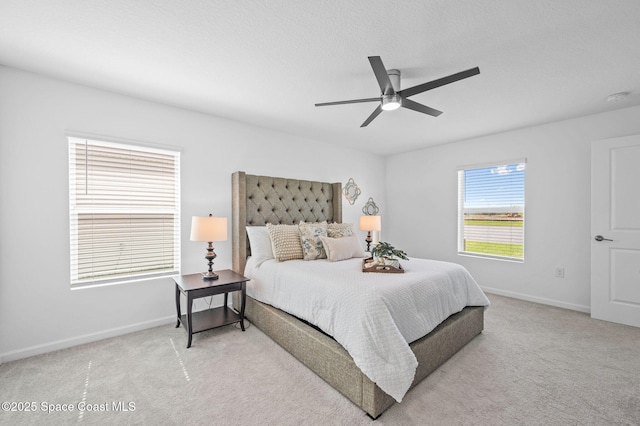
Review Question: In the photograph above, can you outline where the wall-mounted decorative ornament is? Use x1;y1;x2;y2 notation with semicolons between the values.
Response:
343;178;361;205
362;197;379;216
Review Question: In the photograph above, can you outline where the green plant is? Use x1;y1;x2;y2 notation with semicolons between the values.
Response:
371;241;409;261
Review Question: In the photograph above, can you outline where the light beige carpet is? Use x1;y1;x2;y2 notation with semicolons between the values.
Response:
1;294;639;425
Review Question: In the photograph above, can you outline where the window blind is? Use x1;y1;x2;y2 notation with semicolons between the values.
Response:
69;137;180;286
457;160;525;261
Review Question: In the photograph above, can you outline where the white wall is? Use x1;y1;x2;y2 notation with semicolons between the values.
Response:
4;63;639;362
0;66;386;362
386;105;640;312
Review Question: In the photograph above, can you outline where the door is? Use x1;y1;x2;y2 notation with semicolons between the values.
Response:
591;134;640;327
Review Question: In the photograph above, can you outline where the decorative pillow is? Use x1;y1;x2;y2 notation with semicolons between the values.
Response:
266;223;303;262
327;222;355;238
299;221;327;260
320;235;366;262
246;226;274;266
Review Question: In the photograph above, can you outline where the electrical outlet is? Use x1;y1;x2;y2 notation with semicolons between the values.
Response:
555;267;565;278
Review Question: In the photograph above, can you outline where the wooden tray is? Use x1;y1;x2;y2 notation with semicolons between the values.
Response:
362;258;404;274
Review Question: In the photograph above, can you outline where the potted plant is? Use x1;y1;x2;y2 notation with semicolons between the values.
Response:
370;241;409;269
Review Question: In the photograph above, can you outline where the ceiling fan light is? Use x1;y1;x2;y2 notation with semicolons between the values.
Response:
381;95;401;111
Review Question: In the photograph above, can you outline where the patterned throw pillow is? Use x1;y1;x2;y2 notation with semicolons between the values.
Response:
299;221;328;260
327;222;355;238
266;223;303;262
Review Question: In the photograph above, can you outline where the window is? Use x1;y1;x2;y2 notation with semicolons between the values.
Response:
69;137;180;286
457;160;525;261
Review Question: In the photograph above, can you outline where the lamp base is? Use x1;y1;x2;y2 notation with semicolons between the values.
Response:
202;242;218;280
201;271;219;280
365;231;372;252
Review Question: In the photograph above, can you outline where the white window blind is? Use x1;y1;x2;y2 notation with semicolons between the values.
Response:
457;160;525;261
69;137;180;286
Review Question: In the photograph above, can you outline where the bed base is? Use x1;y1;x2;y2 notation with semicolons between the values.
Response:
230;171;484;418
233;293;483;418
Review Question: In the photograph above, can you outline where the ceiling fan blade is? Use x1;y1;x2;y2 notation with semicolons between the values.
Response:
315;97;380;107
361;105;384;127
398;67;480;98
401;98;443;117
368;56;395;96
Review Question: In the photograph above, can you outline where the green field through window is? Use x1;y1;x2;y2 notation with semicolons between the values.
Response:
464;240;523;258
463;219;523;227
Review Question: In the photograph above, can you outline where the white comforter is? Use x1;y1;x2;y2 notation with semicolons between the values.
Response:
244;257;490;402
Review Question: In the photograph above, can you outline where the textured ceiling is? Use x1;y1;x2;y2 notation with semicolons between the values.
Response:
1;0;639;156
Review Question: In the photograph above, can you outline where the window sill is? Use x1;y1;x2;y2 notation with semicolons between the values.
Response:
457;252;524;263
71;271;179;290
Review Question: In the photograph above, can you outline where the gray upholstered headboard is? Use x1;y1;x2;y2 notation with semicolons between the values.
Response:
231;171;342;274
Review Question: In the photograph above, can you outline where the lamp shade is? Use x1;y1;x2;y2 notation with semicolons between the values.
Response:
359;215;381;231
190;215;228;242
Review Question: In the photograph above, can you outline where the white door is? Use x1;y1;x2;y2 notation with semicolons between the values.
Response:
591;134;640;327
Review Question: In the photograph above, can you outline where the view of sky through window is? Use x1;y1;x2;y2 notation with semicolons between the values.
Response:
464;163;525;209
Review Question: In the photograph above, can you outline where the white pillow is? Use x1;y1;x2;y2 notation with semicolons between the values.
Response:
246;226;274;266
320;235;366;262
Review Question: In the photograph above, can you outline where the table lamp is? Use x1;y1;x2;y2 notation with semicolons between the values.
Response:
190;214;228;280
359;215;381;252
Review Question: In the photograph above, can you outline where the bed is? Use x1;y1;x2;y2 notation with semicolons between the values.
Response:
231;171;487;418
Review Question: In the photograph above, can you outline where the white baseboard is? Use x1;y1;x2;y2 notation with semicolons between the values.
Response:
0;316;175;364
1;291;590;364
481;286;591;314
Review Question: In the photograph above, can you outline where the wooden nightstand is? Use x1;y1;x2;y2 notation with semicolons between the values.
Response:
173;270;249;348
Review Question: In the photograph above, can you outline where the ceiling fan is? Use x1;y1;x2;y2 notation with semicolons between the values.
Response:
315;56;480;127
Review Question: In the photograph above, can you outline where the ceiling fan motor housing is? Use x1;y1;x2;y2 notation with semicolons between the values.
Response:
381;69;401;110
381;94;401;110
387;69;401;91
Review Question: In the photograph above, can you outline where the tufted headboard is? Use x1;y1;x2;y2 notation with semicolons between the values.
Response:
231;171;342;274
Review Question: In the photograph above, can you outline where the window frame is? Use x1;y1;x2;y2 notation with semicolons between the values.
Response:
68;136;181;288
457;159;526;262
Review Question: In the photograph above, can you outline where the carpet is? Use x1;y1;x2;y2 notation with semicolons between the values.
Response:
1;294;639;425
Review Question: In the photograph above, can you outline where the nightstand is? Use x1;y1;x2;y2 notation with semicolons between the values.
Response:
173;270;249;348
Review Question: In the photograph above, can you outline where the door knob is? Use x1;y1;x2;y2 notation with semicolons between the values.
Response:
594;235;613;242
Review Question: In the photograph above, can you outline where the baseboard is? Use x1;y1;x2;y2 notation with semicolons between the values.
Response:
0;316;175;364
481;286;590;314
0;291;590;364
